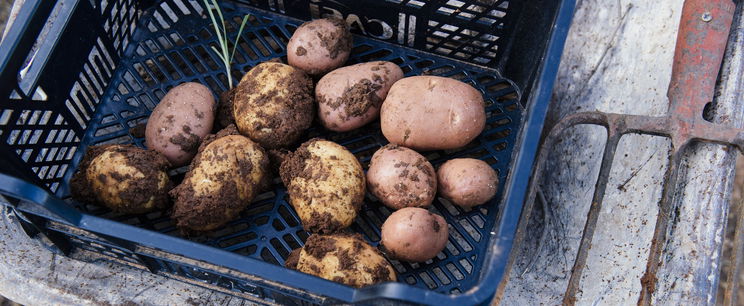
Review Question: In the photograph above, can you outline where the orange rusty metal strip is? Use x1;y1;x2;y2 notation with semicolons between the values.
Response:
666;0;737;150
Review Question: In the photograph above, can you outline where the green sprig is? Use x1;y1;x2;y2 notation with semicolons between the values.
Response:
203;0;249;89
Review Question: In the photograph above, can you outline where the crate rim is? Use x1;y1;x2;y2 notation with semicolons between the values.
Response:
0;0;577;304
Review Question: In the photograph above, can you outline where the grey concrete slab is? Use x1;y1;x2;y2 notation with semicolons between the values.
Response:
0;206;250;305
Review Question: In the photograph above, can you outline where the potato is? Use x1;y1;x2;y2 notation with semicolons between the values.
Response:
287;18;352;75
290;233;396;287
233;62;314;149
367;144;436;210
380;76;486;150
285;248;301;270
316;61;403;132
381;207;448;262
70;144;171;214
145;82;215;167
170;125;269;231
437;158;498;207
280;139;365;233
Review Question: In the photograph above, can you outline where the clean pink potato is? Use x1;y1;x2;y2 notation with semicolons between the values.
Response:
367;144;436;210
381;76;486;150
437;158;498;207
316;61;403;132
381;207;448;262
145;82;215;167
287;18;352;75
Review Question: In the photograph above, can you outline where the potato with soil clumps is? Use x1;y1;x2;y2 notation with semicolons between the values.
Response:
233;62;314;149
280;139;365;233
381;207;448;262
170;125;269;231
367;144;437;210
381;76;486;150
437;158;498;208
316;61;403;132
287;18;352;75
286;233;397;287
70;144;171;214
145;82;215;167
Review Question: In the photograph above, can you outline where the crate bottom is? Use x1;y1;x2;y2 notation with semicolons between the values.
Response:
55;0;522;296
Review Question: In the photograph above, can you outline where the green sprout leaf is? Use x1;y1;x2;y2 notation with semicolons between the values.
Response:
203;0;249;89
231;15;250;64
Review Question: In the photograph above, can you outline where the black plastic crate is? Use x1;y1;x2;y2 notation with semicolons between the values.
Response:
0;0;574;304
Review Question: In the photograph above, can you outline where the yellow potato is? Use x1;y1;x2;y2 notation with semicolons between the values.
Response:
280;139;364;233
294;234;397;287
233;62;314;149
71;145;171;214
170;126;269;231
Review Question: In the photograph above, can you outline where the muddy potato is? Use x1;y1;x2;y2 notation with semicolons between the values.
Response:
289;233;397;287
70;145;171;214
381;207;448;262
280;139;365;233
287;18;352;75
437;158;498;208
380;76;486;150
316;61;404;132
170;126;269;231
285;248;301;270
233;62;314;149
367;144;436;210
146;82;215;167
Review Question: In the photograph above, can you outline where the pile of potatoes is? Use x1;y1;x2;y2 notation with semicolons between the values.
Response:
70;17;501;289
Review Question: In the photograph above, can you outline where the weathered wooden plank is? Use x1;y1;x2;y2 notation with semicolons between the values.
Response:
575;134;669;305
500;125;606;305
500;0;685;304
652;2;744;304
0;207;244;305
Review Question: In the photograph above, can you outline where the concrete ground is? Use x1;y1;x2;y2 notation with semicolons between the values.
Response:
0;0;21;300
722;155;744;304
0;2;23;305
0;0;10;34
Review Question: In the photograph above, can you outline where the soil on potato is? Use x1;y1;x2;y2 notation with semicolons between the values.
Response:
278;139;345;233
215;88;236;131
70;145;171;213
169;125;264;231
233;63;314;149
